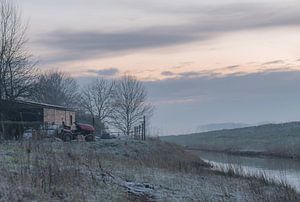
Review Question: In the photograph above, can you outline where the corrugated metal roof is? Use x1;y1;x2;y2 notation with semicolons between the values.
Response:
0;99;74;111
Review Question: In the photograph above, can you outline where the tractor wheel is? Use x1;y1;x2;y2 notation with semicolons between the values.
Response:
63;133;72;142
85;134;95;142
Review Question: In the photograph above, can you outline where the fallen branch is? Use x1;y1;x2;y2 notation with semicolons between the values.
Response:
101;171;158;201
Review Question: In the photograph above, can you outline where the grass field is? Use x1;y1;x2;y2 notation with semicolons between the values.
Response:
161;122;300;159
0;138;299;201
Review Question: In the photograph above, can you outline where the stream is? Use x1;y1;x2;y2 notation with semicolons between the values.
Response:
191;150;300;192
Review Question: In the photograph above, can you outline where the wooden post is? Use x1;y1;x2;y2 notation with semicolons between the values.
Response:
133;126;136;139
138;125;141;140
0;113;4;140
19;112;24;140
142;116;146;140
135;126;138;139
141;124;144;140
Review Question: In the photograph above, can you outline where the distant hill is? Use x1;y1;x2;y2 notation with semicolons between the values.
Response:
196;122;251;132
161;122;300;158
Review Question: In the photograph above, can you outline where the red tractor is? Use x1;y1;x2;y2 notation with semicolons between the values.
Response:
58;122;95;142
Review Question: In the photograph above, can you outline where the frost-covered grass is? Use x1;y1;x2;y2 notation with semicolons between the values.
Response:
0;138;299;201
211;163;299;201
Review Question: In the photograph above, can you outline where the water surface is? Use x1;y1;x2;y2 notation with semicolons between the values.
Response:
191;150;300;192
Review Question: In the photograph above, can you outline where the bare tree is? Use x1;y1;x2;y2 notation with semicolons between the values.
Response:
81;78;115;128
0;0;36;101
32;70;78;107
111;75;153;136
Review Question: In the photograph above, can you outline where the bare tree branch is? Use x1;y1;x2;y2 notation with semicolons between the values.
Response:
111;75;153;136
0;0;37;101
81;78;115;126
31;70;78;108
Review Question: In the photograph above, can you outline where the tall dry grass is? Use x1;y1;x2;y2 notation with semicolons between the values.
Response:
0;141;125;201
0;139;299;201
211;163;300;202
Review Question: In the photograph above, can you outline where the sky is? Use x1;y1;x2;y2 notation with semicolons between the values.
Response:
18;0;300;135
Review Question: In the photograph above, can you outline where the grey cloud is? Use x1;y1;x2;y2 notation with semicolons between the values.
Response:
171;62;194;69
146;70;300;105
178;71;201;78
87;68;119;76
120;1;298;18
258;67;293;73
161;71;175;76
161;67;236;79
225;65;240;69
37;26;200;63
144;70;300;133
78;69;300;103
37;2;300;63
262;60;285;65
161;70;202;78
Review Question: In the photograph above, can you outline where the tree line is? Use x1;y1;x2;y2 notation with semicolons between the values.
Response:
0;0;153;136
33;71;153;136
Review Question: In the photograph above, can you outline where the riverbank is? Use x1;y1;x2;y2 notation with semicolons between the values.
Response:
0;138;299;201
186;147;300;160
190;149;300;193
162;122;300;160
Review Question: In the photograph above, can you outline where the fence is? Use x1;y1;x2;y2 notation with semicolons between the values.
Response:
133;116;146;140
0;121;56;140
108;116;147;140
0;116;148;141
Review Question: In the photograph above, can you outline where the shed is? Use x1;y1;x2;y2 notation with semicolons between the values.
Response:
0;100;75;126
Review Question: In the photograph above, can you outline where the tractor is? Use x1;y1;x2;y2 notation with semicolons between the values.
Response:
58;122;95;142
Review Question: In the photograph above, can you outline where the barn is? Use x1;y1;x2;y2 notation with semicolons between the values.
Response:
0;99;75;139
0;99;75;126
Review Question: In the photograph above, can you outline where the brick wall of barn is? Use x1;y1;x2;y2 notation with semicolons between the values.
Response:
43;108;75;126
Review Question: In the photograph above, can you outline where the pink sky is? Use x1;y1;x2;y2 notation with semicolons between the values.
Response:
20;0;300;80
18;0;300;134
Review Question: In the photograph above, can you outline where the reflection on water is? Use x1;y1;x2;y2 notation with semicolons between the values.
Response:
191;150;300;192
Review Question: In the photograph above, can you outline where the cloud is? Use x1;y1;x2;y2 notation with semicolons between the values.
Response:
225;65;240;69
36;26;200;63
160;66;242;79
146;69;300;106
154;97;198;105
161;70;204;78
146;70;300;132
87;67;119;76
160;60;299;80
161;71;175;76
178;71;201;78
171;62;194;69
262;60;285;65
36;1;300;63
